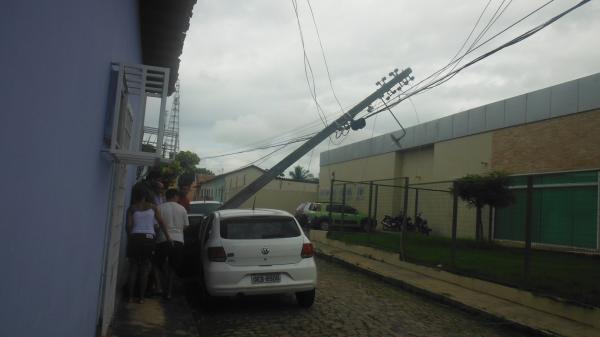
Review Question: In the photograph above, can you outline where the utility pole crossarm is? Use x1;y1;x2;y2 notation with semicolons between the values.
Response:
220;67;413;210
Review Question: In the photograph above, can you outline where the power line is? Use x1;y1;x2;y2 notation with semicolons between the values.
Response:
306;0;345;113
218;102;356;157
446;0;514;75
202;133;315;159
207;0;579;169
247;144;289;167
291;0;351;146
364;0;589;121
201;99;363;162
425;0;493;88
291;0;329;126
371;0;555;113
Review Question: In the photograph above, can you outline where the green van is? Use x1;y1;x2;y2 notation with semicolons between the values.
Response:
295;202;374;231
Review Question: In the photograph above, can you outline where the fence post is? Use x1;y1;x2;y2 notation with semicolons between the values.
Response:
524;175;533;282
400;177;409;261
414;188;419;222
451;181;458;268
373;185;379;228
329;177;335;229
488;206;494;243
341;183;347;231
368;181;374;230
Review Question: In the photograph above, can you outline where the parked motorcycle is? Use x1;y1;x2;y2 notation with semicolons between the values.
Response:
414;212;432;235
382;212;431;235
381;215;399;230
382;213;413;231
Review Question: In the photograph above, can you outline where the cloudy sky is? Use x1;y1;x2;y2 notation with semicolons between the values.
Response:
175;0;600;177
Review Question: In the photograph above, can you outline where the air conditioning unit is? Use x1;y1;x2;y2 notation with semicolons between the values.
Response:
104;63;172;166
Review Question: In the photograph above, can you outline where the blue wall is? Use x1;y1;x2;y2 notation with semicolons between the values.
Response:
0;1;142;336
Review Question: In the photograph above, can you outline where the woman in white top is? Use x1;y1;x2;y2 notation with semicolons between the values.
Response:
126;184;172;303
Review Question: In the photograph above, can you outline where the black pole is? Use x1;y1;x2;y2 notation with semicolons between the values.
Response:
369;181;373;219
524;176;533;282
369;181;377;231
451;181;458;268
329;178;335;229
373;185;379;228
414;188;419;222
488;206;493;243
341;184;347;231
400;177;409;261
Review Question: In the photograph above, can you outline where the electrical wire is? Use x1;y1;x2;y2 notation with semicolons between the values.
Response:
379;98;406;143
372;0;556;112
291;0;329;127
306;0;345;114
291;0;350;146
248;144;289;167
363;0;589;121
216;103;351;159
427;0;587;90
208;0;575;168
202;133;315;159
425;0;493;88
444;0;513;76
220;0;502;162
408;97;420;124
201;98;363;162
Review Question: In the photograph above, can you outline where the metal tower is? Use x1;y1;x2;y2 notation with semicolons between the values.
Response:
165;81;181;158
142;80;180;159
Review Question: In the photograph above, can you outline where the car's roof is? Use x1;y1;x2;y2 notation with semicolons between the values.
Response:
215;208;294;219
190;200;222;205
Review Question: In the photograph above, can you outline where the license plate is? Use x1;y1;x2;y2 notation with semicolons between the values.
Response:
251;273;281;284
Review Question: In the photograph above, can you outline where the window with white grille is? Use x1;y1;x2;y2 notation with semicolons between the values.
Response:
105;63;171;166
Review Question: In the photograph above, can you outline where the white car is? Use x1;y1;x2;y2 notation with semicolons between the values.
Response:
189;200;222;218
188;200;222;228
198;208;317;307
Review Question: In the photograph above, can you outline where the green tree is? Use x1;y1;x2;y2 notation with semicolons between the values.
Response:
156;150;200;187
453;171;514;242
288;165;314;181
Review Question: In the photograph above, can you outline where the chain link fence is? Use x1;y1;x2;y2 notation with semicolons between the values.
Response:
323;174;600;308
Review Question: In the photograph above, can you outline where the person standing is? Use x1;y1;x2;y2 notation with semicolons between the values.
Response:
177;184;191;212
151;181;166;205
126;184;171;303
156;188;189;299
148;180;166;295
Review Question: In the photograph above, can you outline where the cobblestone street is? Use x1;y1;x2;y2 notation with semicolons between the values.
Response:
190;257;534;337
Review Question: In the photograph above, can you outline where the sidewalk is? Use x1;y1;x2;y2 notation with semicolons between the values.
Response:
110;291;199;337
312;233;599;337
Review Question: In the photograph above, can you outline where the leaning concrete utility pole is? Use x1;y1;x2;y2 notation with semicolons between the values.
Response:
220;67;413;209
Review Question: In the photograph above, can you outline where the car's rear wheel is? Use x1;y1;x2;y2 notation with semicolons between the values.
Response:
320;220;330;231
296;288;315;308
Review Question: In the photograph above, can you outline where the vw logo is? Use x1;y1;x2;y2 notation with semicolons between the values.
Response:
261;247;270;255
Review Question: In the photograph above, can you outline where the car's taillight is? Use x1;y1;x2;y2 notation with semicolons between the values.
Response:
208;246;227;262
301;243;314;258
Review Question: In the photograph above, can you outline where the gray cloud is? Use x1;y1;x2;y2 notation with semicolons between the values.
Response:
177;0;600;176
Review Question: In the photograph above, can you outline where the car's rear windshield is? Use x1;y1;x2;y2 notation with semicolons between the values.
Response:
220;216;301;240
189;203;221;214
